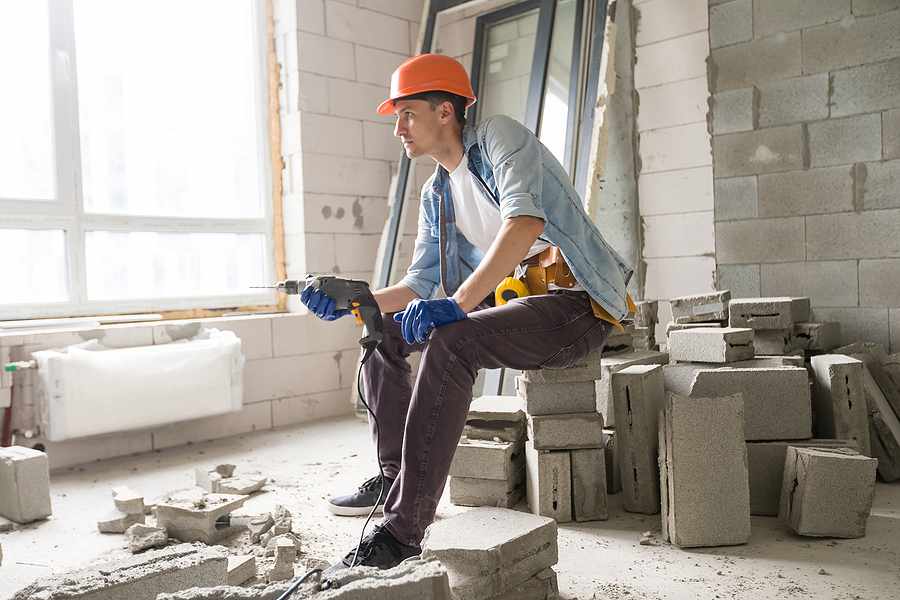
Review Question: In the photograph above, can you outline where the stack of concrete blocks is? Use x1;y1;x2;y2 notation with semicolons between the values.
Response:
0;446;52;525
728;297;810;356
779;447;878;538
517;355;608;523
610;365;665;514
666;291;732;350
420;507;559;600
633;300;659;351
449;395;527;508
98;486;148;534
659;393;751;548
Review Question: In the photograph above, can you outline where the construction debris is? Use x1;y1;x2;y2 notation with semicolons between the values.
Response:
0;445;52;524
12;543;227;600
779;447;877;538
266;536;296;582
420;507;557;600
668;327;755;363
659;392;750;548
196;464;266;496
97;510;145;534
125;523;168;553
226;555;257;586
112;486;146;514
670;290;730;324
810;355;872;456
155;489;247;544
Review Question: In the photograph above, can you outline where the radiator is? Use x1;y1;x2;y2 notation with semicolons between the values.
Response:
33;328;244;441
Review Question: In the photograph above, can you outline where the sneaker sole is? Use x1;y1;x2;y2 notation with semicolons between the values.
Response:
327;503;385;517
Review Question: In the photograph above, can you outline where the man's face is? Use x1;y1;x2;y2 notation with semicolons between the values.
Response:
393;99;444;159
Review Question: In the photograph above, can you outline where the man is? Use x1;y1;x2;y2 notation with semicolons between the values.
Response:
302;53;633;572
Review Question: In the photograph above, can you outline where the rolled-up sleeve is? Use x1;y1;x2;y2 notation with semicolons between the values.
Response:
397;185;441;300
482;115;546;222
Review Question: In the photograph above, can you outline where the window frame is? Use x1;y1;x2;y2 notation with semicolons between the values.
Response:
0;0;278;320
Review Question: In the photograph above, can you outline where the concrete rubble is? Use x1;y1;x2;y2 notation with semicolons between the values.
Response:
779;447;877;538
98;509;145;533
226;555;257;586
0;445;52;524
810;355;872;456
670;290;731;324
612;364;665;514
155;489;247;544
668;327;755;363
196;464;266;496
125;523;168;553
420;507;558;600
746;439;857;516
728;296;810;330
595;349;669;427
13;543;227;600
266;535;296;582
526;412;604;450
112;486;145;514
659;392;750;548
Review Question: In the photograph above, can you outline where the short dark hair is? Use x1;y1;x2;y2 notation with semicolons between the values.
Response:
395;91;467;127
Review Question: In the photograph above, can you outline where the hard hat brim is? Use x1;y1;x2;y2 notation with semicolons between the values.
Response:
376;93;477;116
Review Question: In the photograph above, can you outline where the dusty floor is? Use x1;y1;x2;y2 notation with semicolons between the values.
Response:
2;415;899;600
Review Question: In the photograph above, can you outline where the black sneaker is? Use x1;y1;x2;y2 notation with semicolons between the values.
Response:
327;474;393;516
324;524;421;577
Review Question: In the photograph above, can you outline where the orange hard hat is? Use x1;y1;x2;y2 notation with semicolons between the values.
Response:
376;53;477;116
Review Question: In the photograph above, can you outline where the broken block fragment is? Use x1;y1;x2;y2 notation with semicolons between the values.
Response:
778;447;877;538
226;555;257;586
659;392;750;548
112;486;145;515
728;297;810;330
527;412;604;450
810;355;871;456
98;510;145;534
525;441;572;523
668;327;754;364
155;489;247;544
125;523;168;553
267;536;296;582
0;446;52;524
670;290;731;324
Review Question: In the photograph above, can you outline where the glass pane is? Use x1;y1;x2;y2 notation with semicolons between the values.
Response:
85;231;267;300
0;229;67;304
538;0;579;166
74;0;264;218
477;9;540;125
0;0;55;200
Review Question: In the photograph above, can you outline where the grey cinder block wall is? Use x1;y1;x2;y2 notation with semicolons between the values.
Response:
708;0;900;352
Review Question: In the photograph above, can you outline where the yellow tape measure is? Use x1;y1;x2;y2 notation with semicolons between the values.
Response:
495;277;530;306
351;301;364;326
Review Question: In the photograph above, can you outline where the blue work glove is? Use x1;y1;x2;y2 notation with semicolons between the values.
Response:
301;285;350;321
393;298;467;345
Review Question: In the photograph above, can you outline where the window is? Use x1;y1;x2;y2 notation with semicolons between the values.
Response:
0;0;275;319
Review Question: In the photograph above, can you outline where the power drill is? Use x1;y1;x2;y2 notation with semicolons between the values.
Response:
267;275;384;362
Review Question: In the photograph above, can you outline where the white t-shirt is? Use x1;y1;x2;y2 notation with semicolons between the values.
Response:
447;159;582;292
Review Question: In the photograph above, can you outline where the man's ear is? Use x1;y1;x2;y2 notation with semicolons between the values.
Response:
439;101;454;123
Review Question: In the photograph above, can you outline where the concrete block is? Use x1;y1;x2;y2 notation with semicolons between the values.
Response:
639;122;712;173
596;351;669;426
634;301;659;328
729;297;810;330
522;352;602;383
155;490;247;544
853;0;900;14
794;322;842;351
713;125;805;177
325;2;409;54
603;429;622;494
813;308;893;349
632;327;657;351
716;265;761;298
449;477;524;508
612;365;665;514
709;0;752;49
516;377;596;416
227;555;256;586
464;395;526;443
714;176;758;221
218;477;266;496
112;486;145;515
809;114;882;167
634;32;708;89
806;208;900;260
492;568;558;600
636;77;709;132
98;510;145;534
668;327;754;363
633;0;706;47
670;290;731;324
860;258;900;306
125;523;167;553
885;109;900;160
747;439;857;515
525;441;572;523
712;88;755;134
756;74;829;127
757;165;853;218
0;446;51;524
834;57;900;118
753;329;797;355
662;363;707;395
861;159;900;211
450;439;525;482
690;367;812;440
760;260;860;307
642;212;715;260
729;355;806;368
638;166;714;216
420;507;558;600
12;543;227;600
709;32;801;92
715;216;805;264
571;448;608;522
803;10;900;74
779;447;877;538
659;392;751;547
754;0;849;39
527;413;604;450
810;356;872;456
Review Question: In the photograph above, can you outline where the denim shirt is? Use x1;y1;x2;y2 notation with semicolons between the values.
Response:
398;114;634;321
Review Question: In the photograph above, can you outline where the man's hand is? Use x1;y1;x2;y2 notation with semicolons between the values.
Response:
393;298;467;344
301;285;350;321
